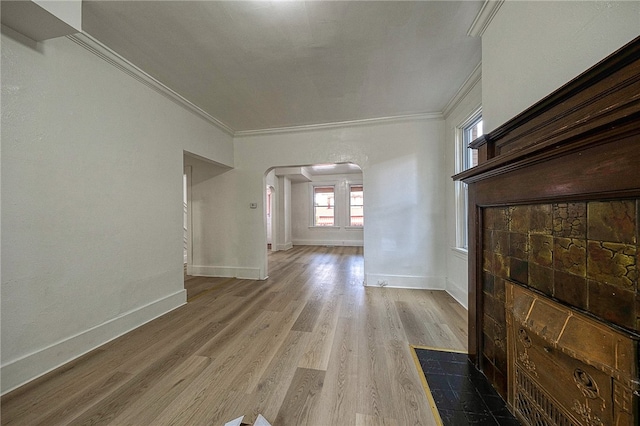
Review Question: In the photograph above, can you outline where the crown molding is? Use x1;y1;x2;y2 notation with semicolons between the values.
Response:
467;0;504;37
67;32;235;136
442;62;482;119
234;112;443;137
66;32;458;139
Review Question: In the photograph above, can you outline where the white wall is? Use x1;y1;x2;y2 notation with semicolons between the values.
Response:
443;76;482;310
291;173;364;247
232;118;446;289
0;29;233;393
482;0;640;132
277;175;293;251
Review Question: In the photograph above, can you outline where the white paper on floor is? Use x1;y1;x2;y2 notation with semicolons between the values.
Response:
224;414;272;426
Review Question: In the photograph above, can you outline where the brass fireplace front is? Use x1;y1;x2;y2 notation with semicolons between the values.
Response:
507;282;638;426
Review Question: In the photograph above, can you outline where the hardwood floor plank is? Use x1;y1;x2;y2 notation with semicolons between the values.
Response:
356;412;400;426
32;372;132;426
153;367;247;426
274;368;325;426
112;306;226;375
425;321;464;349
194;291;285;359
246;330;311;423
0;349;112;423
297;294;341;370
184;390;250;426
310;317;359;426
1;246;467;425
185;276;237;301
368;288;405;341
387;338;438;426
291;297;324;332
228;304;305;393
262;290;289;312
396;300;432;345
66;321;228;425
109;355;211;425
356;298;397;420
152;304;301;422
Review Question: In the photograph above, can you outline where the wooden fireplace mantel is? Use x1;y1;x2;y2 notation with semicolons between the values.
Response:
453;34;640;410
456;35;640;184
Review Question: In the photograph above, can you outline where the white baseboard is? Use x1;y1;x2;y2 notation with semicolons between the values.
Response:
446;278;469;310
274;242;293;251
292;239;363;247
188;265;261;280
1;290;186;395
364;273;445;289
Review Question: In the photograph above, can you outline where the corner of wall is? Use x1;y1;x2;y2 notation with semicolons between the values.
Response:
187;265;262;280
446;279;469;310
365;273;445;290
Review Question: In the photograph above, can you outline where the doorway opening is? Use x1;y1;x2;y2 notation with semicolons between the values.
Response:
183;165;191;282
183;170;188;264
264;163;364;278
266;185;274;250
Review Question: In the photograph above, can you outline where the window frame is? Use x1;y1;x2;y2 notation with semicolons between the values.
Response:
308;179;364;229
311;185;337;227
463;115;482;171
348;184;364;227
455;109;482;250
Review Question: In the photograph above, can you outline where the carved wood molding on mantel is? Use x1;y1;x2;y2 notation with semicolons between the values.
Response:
454;36;640;185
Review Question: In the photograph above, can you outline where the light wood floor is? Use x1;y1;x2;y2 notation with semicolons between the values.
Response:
1;246;467;425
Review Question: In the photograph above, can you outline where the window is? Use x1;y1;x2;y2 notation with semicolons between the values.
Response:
349;185;364;226
456;112;482;250
309;180;363;228
464;116;482;170
266;187;272;217
313;186;335;226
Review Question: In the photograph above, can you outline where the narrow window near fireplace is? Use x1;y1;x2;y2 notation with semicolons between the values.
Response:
455;112;482;250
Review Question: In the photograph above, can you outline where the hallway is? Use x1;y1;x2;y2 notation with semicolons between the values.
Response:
2;246;467;425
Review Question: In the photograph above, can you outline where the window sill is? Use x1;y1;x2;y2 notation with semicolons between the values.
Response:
306;226;364;230
451;247;469;256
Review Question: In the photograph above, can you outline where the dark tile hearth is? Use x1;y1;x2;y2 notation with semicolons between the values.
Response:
413;347;521;426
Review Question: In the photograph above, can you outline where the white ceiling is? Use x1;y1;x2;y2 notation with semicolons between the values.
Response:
83;1;483;133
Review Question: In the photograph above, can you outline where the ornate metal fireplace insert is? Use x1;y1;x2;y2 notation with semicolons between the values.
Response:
507;282;638;426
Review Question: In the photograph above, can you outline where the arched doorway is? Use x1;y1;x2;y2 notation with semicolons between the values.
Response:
263;163;364;277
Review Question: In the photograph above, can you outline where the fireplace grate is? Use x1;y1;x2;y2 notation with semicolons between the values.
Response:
515;367;579;426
